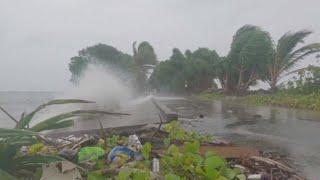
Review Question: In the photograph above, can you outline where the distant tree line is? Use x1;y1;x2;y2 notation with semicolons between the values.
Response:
68;25;320;95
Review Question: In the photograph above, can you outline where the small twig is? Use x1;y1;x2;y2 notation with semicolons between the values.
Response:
98;120;108;150
71;137;88;150
250;156;304;179
0;105;18;123
151;114;164;140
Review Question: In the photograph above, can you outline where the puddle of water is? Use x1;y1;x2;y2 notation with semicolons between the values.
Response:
158;97;320;178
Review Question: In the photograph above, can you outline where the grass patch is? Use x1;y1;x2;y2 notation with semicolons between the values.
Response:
197;92;223;101
244;91;320;111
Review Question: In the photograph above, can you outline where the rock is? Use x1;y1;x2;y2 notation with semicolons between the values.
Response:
40;161;82;180
58;149;78;162
252;114;262;118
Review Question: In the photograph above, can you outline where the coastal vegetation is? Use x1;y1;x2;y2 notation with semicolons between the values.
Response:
0;101;246;180
245;65;320;110
68;24;320;98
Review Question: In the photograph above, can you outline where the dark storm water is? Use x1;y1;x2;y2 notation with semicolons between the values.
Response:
156;96;320;179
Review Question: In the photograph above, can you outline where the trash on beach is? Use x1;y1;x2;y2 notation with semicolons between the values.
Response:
107;146;142;164
128;134;143;151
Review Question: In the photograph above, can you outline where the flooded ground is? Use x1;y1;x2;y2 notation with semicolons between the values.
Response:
2;92;320;178
156;96;320;178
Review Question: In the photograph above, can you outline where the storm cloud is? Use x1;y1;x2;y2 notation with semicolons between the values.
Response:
0;0;319;91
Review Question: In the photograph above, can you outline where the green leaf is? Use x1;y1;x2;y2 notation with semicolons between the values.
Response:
165;173;181;180
204;155;226;171
31;110;128;132
166;145;180;156
14;155;64;168
15;99;94;129
0;169;17;180
132;170;150;180
0;128;37;138
221;168;237;179
141;142;152;160
117;169;132;180
88;170;105;180
183;141;200;154
78;147;105;163
204;168;220;180
236;174;246;180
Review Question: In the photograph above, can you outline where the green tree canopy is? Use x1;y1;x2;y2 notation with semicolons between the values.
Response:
150;47;220;93
133;41;157;66
219;25;274;94
68;43;135;83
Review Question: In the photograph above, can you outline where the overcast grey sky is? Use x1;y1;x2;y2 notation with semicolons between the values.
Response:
0;0;319;91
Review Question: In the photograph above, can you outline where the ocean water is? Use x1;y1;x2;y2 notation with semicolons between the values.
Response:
0;91;58;128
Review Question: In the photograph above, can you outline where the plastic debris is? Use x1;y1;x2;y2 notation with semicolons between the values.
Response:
248;174;262;180
152;158;160;173
77;146;105;163
128;134;142;152
107;146;142;163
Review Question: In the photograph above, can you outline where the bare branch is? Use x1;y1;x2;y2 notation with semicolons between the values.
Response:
0;106;18;123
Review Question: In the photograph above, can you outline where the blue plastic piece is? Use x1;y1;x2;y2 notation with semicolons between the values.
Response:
107;146;142;162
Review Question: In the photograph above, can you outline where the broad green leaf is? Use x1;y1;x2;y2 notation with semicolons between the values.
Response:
78;147;105;163
183;141;200;154
204;155;226;171
141;142;152;160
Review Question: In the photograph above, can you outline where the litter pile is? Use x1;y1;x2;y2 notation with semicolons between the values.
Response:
8;121;304;180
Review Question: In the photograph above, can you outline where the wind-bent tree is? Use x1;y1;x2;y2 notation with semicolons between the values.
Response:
133;41;157;66
267;30;320;90
69;43;135;83
149;48;219;93
219;25;274;94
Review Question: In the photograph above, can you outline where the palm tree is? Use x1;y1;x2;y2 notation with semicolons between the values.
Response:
267;30;320;91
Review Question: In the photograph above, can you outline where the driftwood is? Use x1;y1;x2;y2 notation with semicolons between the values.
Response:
250;156;304;180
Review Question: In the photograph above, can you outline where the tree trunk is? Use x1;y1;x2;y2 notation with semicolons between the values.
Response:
270;76;278;92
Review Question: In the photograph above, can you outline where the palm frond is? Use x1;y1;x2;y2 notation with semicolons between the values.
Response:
14;155;64;168
0;169;17;180
15;99;94;129
0;128;37;138
276;30;312;61
282;44;320;71
30;110;129;132
285;65;320;76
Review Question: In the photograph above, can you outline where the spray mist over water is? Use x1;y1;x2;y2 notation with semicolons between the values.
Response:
63;65;133;110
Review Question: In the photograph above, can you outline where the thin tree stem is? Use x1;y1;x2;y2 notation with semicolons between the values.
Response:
0;106;18;123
